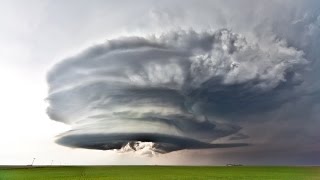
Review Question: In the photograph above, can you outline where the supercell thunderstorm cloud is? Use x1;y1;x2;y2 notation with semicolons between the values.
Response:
44;1;320;162
46;29;309;155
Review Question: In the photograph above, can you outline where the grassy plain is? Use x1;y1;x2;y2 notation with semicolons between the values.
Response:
0;166;319;180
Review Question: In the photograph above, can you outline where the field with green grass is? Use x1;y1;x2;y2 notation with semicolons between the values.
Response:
0;166;319;180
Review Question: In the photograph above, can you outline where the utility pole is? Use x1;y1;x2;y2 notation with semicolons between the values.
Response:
31;158;36;166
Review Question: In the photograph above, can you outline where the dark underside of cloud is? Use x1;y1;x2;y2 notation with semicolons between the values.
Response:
56;133;248;153
46;27;313;155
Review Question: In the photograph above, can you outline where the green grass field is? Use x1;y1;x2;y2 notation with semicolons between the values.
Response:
0;166;319;180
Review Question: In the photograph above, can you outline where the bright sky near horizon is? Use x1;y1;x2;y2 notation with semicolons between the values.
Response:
0;0;155;165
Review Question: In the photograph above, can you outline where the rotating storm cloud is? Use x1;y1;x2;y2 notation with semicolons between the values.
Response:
46;28;310;155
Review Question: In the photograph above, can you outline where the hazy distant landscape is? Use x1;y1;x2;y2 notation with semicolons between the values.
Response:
1;166;319;180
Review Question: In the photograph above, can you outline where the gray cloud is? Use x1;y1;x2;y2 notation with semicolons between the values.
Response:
47;28;308;154
229;133;249;141
56;132;248;154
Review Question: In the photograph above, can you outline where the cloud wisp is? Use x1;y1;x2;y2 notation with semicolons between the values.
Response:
46;29;307;154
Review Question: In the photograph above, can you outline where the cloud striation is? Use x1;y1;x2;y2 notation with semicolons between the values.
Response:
47;29;307;154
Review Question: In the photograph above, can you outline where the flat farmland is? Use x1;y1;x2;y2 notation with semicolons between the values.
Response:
0;166;319;180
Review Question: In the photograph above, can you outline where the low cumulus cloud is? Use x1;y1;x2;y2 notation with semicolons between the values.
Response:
47;28;308;154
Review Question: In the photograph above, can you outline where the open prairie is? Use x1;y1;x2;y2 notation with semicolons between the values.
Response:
0;166;319;180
